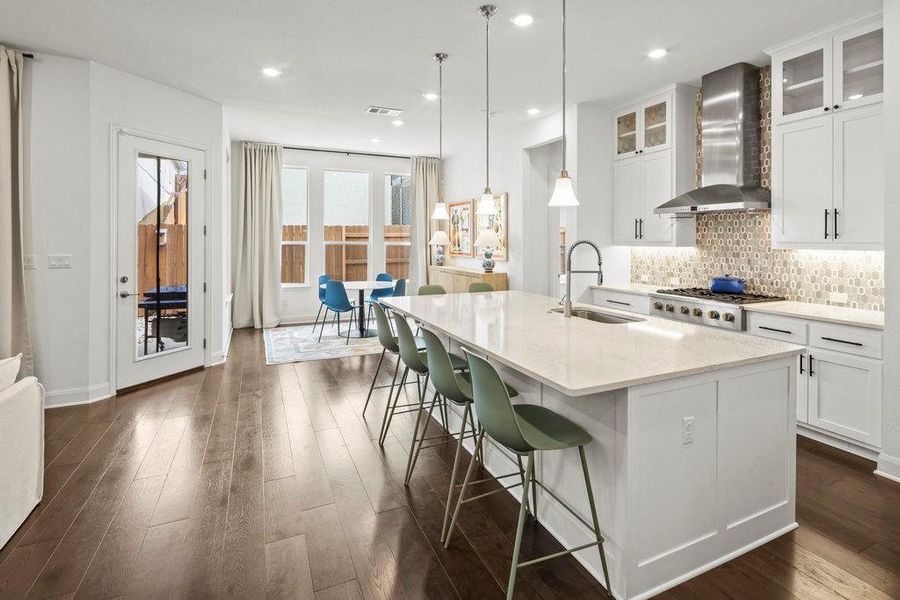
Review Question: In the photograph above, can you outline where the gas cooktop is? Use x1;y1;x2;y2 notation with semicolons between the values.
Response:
655;288;785;305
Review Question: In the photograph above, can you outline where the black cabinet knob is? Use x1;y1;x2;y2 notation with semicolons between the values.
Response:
824;106;830;111
833;104;840;109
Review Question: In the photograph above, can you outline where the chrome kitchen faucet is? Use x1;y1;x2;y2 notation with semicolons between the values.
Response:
562;240;603;318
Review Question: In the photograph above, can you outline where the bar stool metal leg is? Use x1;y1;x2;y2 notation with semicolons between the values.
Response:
580;445;612;594
440;403;472;543
404;389;440;484
379;364;408;445
508;452;534;599
362;348;387;416
444;428;485;548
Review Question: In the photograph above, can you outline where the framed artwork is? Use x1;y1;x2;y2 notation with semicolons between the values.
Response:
448;200;474;257
475;193;507;261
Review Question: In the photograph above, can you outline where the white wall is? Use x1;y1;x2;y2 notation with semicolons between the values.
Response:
24;54;228;406
232;147;410;324
878;0;900;481
24;55;93;404
441;103;630;298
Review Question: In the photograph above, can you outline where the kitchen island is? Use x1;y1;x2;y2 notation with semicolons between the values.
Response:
382;290;804;600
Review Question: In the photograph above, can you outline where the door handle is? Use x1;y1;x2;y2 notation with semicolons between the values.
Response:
824;209;829;239
833;209;839;239
119;291;139;298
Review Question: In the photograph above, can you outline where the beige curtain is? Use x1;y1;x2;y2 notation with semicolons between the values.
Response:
410;156;440;290
233;142;283;329
0;48;31;372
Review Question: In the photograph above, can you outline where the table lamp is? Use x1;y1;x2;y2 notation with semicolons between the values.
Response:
429;230;451;266
474;228;501;273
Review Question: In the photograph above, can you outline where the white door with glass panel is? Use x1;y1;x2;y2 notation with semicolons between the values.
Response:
116;133;206;389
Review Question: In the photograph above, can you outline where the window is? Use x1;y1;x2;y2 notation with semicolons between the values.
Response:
282;167;308;284
384;174;411;279
324;170;369;280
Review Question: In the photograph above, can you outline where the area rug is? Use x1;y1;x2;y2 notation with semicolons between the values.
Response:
263;322;383;365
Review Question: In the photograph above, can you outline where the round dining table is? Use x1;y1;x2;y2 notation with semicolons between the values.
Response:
320;280;394;337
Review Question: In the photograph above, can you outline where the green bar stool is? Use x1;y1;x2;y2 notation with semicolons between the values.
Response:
361;302;424;419
384;312;466;478
417;327;520;543
468;282;494;292
446;348;612;599
418;284;446;295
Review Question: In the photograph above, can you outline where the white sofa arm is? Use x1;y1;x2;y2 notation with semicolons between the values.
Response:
0;376;44;550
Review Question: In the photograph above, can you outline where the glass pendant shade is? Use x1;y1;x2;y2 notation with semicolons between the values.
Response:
476;188;498;215
548;170;579;207
431;201;449;220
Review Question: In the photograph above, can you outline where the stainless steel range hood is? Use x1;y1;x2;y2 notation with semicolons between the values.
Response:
655;62;770;215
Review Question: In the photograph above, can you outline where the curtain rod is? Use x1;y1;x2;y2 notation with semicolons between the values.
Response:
282;145;414;161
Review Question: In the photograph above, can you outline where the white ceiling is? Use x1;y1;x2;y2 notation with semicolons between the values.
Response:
0;0;880;155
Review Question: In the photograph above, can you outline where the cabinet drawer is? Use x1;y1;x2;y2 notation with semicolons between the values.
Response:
592;289;651;315
809;322;882;359
746;313;808;345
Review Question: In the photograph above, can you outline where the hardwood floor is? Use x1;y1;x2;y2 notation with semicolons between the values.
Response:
2;328;899;599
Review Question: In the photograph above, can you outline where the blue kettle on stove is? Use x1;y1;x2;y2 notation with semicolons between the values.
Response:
709;274;746;294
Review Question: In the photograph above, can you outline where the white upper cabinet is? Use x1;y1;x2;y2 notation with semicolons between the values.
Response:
611;84;697;246
768;14;884;249
771;16;882;125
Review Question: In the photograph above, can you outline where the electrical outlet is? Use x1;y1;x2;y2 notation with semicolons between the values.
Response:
682;416;694;446
829;291;848;304
23;254;37;270
47;254;72;269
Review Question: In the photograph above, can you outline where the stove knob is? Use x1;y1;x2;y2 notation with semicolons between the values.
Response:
692;308;703;317
665;303;675;312
708;310;720;319
680;306;690;315
653;301;663;310
723;313;735;322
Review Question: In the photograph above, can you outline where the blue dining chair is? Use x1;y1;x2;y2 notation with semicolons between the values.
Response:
366;273;394;325
319;280;357;345
392;278;407;297
313;274;330;335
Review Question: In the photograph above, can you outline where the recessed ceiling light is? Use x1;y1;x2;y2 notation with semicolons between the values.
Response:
511;13;534;27
527;108;540;116
647;48;667;59
390;119;405;126
423;92;439;101
370;137;381;144
261;67;282;77
848;93;863;100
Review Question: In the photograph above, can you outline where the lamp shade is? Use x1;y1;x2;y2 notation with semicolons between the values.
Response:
429;230;451;246
548;171;579;207
476;190;498;215
431;201;450;220
474;228;501;248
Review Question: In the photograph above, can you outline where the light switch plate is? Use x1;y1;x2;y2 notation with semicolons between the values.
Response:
23;255;37;270
47;254;72;269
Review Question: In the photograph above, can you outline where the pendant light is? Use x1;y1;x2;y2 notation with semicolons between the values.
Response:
431;52;451;220
476;4;498;216
548;0;579;207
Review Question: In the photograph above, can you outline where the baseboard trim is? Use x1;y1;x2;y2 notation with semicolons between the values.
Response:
44;382;111;408
796;424;879;461
875;453;900;484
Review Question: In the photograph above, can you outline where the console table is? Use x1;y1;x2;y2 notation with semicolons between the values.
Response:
429;266;508;293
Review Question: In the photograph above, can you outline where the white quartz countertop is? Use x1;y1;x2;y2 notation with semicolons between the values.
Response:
382;291;803;396
743;301;884;330
590;283;661;295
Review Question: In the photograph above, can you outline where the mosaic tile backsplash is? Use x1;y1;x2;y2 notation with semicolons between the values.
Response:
632;65;885;311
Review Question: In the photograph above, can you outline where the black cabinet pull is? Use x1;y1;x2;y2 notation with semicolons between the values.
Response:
824;209;829;239
606;299;631;307
821;336;863;347
833;209;839;239
809;355;815;376
799;354;805;375
639;219;644;239
634;218;638;239
759;325;792;335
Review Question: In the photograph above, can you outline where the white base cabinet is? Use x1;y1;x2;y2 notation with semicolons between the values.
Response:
746;312;883;451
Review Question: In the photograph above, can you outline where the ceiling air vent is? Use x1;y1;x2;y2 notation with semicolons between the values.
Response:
366;106;403;117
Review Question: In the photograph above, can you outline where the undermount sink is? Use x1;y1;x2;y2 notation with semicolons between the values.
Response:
549;307;645;324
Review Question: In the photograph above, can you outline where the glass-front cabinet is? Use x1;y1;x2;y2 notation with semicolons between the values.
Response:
771;18;882;124
614;95;671;160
